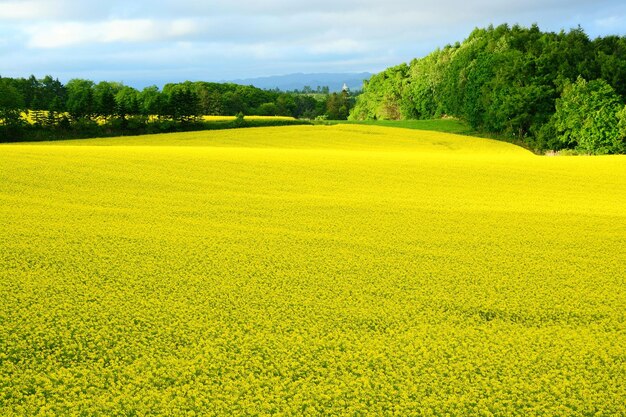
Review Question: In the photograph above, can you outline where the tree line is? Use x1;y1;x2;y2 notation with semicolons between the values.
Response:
0;77;356;142
350;24;626;154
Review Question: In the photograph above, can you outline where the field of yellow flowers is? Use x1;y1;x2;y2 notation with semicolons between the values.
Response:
1;125;625;416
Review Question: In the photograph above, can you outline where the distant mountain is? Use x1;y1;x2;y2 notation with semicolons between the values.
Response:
227;72;372;92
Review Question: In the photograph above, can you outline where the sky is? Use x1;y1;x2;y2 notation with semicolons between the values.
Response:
1;0;625;87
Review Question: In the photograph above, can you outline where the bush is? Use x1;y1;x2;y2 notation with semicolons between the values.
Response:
234;112;245;127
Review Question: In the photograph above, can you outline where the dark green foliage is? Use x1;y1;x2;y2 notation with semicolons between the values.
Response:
234;112;245;127
257;102;279;116
93;81;120;121
0;79;25;126
66;79;95;121
115;86;140;120
0;73;354;141
351;24;626;153
325;91;351;120
0;79;26;140
293;95;319;119
139;86;165;117
162;84;200;123
3;117;311;143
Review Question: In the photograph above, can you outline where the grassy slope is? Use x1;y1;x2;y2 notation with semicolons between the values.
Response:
336;118;538;152
338;118;474;135
1;125;625;415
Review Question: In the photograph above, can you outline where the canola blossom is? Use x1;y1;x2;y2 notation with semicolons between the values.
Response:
202;115;296;122
1;125;625;416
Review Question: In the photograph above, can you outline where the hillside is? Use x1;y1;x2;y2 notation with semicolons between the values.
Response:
350;24;626;154
2;125;625;415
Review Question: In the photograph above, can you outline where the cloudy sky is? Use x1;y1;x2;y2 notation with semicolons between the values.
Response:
1;0;625;87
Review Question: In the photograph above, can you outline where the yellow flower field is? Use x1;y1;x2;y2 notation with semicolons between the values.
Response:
202;115;296;122
1;125;625;416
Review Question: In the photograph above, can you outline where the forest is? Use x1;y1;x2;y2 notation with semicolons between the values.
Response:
0;77;355;142
350;24;626;154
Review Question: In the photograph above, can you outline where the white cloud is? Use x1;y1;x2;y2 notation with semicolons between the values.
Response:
2;0;625;83
26;18;202;48
0;0;60;19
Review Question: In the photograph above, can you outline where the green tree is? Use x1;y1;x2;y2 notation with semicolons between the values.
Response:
66;79;95;120
350;24;626;153
615;105;626;153
350;63;407;120
221;91;244;115
164;85;200;122
93;81;120;121
293;95;318;119
257;102;278;116
552;77;622;154
139;86;164;118
40;76;67;127
0;79;26;141
326;92;350;120
115;86;140;119
0;79;25;127
276;95;296;117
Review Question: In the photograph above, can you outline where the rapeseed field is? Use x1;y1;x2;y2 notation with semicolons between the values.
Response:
202;115;296;122
1;125;625;416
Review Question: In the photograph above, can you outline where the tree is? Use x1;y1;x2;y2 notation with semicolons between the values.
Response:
615;105;626;153
350;24;626;152
93;81;120;121
195;85;213;115
164;85;200;122
0;79;26;141
276;95;296;117
139;86;164;118
0;79;25;127
552;77;622;154
258;102;278;116
115;86;140;120
66;79;95;120
293;95;318;119
40;75;67;127
221;91;244;115
326;91;350;120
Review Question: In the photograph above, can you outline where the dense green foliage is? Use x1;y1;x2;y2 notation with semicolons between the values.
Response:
552;77;625;153
0;79;25;135
351;24;626;153
0;76;355;142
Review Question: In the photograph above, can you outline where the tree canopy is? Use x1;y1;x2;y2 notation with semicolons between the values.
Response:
0;76;358;142
350;24;626;154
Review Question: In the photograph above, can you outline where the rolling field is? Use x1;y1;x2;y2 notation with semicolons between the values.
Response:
1;125;625;416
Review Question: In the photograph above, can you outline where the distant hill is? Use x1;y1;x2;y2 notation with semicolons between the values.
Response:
227;72;372;92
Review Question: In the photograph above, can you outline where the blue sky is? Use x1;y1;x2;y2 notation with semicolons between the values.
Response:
1;0;625;87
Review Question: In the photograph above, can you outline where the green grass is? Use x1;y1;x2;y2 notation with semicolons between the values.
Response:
337;118;474;134
330;118;540;153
